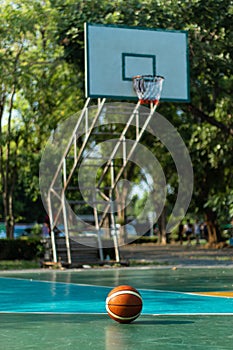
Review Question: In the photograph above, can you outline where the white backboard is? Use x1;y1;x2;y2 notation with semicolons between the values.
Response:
85;23;190;102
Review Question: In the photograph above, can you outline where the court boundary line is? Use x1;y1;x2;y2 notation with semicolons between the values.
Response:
1;265;233;275
1;277;233;315
0;276;113;289
1;276;233;299
1;311;233;316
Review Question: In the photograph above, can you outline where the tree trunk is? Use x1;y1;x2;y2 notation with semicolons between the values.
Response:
205;209;222;247
158;207;167;245
2;151;17;239
0;86;17;239
3;194;15;239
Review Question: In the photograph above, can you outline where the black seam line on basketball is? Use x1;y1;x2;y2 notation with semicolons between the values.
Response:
106;307;141;321
106;290;142;303
107;304;142;307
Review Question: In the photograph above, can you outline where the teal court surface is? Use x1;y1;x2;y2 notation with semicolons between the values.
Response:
1;267;233;350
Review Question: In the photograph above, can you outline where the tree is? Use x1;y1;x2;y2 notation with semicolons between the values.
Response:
1;0;232;245
0;0;84;237
177;0;233;244
0;0;36;237
51;0;232;244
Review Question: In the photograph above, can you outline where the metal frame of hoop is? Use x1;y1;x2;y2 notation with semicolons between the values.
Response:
133;75;164;107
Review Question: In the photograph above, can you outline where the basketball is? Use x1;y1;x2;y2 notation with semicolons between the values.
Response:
106;285;143;323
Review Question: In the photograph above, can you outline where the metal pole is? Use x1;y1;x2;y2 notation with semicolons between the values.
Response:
93;203;104;261
98;103;159;228
110;160;120;262
97;101;140;187
47;193;57;263
62;192;72;264
123;135;126;167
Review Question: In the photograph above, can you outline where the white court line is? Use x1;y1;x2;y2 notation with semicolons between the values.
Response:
0;311;233;316
1;276;233;299
0;276;112;289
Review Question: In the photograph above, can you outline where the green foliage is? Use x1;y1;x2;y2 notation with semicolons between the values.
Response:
0;260;40;270
128;235;158;244
30;223;43;237
0;238;44;260
0;0;232;241
0;0;85;233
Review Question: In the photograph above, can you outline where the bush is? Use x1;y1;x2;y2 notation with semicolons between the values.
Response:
0;238;44;260
128;236;158;244
0;260;40;270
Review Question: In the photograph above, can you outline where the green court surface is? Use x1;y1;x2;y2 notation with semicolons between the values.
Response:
1;267;233;350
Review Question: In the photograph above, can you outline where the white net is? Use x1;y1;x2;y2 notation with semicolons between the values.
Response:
133;75;164;104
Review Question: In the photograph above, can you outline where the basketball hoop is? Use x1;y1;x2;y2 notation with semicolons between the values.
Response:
133;75;164;106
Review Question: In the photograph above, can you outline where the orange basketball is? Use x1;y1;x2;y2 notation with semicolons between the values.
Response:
106;285;143;323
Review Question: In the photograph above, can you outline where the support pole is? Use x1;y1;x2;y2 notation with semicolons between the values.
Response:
110;160;120;263
93;201;104;261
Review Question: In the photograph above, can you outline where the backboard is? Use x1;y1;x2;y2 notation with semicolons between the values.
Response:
85;23;190;102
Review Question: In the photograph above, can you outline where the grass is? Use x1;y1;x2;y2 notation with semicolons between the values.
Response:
0;260;40;270
129;259;169;266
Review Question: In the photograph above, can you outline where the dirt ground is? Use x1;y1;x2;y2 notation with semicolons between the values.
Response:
119;243;233;266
